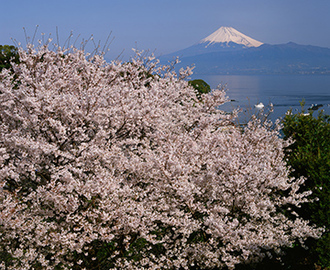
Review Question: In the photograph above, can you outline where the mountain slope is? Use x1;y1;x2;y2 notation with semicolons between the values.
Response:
178;42;330;74
161;27;263;59
160;27;330;75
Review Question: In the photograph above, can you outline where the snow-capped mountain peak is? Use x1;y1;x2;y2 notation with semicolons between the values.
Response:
199;26;263;48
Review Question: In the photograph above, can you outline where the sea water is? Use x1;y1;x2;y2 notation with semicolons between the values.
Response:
192;74;330;122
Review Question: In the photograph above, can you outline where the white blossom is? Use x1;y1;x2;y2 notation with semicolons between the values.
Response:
0;44;322;269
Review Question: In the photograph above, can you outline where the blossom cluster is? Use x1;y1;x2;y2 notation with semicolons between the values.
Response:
0;45;322;269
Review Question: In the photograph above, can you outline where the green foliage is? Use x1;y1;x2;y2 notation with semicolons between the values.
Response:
282;105;330;269
0;45;20;72
188;79;211;97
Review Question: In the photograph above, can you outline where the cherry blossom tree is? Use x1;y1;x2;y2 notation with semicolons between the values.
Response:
0;44;322;270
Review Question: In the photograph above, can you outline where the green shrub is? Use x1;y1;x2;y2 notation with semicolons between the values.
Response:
188;79;211;97
282;105;330;269
0;45;19;72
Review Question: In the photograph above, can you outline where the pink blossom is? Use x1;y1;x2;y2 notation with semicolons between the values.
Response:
0;44;322;269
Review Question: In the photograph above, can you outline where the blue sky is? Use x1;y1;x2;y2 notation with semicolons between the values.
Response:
1;0;330;60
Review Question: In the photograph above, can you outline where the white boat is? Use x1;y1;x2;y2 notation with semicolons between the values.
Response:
254;102;264;109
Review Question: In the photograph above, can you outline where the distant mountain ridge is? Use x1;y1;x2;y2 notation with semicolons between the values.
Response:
160;27;330;75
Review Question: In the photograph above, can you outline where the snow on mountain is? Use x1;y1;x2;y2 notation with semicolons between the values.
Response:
199;26;263;48
160;26;264;60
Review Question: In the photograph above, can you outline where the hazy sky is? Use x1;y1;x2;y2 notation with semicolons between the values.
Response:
1;0;329;60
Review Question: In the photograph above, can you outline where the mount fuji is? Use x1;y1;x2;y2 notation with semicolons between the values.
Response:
199;26;263;48
163;27;263;59
160;27;330;75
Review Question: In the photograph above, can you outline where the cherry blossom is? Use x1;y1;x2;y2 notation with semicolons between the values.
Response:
0;44;322;269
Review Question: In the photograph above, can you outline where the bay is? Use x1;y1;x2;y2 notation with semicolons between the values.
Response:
192;74;330;122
